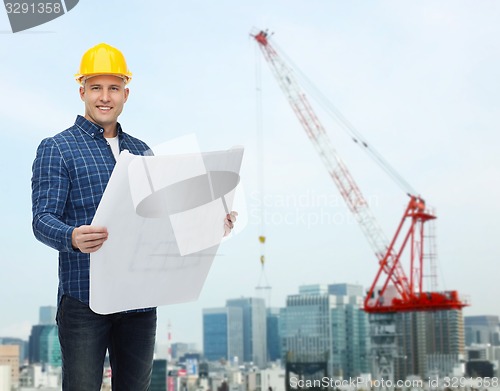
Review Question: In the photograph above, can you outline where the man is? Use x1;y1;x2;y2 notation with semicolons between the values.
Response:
32;43;236;390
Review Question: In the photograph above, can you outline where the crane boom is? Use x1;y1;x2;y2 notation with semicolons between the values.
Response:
253;30;466;312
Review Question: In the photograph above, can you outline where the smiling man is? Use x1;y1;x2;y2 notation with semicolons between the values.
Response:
31;43;236;391
31;43;156;391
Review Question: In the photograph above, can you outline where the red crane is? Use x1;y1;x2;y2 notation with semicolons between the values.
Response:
253;30;466;313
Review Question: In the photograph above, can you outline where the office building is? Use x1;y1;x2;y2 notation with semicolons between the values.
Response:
464;315;500;346
39;306;57;325
267;307;281;362
0;337;28;363
172;342;189;360
0;344;20;388
18;364;61;388
29;324;61;367
395;309;465;379
280;284;370;378
299;284;328;295
0;365;11;391
226;297;267;368
203;307;243;363
171;342;199;360
151;359;167;391
328;283;363;297
280;285;334;375
331;289;370;377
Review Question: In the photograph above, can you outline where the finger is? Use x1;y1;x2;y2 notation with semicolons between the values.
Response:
82;243;104;254
81;232;108;242
229;211;238;223
78;225;108;235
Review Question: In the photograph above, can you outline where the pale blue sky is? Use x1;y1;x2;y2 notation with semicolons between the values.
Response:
1;1;499;348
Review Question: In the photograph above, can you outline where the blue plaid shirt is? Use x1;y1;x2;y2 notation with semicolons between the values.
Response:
32;115;151;309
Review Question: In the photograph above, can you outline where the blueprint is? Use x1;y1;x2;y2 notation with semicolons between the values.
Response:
89;146;243;314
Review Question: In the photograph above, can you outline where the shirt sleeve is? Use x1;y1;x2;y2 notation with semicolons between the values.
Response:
31;137;76;252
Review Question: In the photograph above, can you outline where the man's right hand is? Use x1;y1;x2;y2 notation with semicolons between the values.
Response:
71;225;108;253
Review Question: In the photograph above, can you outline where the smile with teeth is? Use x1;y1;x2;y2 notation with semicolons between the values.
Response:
97;106;112;112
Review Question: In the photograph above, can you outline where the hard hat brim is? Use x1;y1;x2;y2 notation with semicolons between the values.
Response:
75;73;132;85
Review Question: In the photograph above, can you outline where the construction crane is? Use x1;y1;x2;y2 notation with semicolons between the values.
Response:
253;28;469;382
252;29;466;314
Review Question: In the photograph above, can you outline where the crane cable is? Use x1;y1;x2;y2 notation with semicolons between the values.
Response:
272;40;418;198
255;42;271;304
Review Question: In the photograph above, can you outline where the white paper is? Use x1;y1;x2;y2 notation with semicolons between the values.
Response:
89;147;243;314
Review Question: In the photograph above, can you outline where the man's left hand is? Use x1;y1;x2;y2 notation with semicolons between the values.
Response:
223;211;238;237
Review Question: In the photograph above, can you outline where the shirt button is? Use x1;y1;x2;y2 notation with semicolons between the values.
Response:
100;129;104;133
91;133;95;137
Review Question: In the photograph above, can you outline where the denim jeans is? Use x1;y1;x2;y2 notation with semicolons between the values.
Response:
56;295;157;391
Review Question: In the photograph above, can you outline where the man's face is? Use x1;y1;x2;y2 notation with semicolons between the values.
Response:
79;74;129;134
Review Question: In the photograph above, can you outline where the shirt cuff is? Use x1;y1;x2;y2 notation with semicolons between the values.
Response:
63;226;80;253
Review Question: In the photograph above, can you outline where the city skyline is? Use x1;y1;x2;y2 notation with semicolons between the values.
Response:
4;290;497;388
2;284;499;354
1;1;499;348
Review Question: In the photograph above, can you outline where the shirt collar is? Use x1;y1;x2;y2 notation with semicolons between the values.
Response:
75;115;123;139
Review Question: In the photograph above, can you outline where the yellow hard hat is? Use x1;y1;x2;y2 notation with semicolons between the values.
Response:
75;43;132;85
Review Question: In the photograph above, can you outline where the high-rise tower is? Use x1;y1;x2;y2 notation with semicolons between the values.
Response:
203;307;243;363
226;297;267;368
